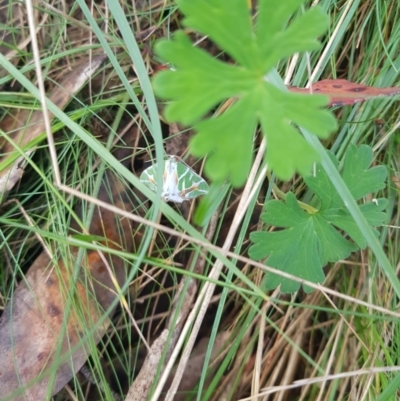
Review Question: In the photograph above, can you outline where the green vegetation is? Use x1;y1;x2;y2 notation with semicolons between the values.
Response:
0;0;399;400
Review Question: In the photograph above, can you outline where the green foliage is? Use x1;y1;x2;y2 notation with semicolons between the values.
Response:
249;144;388;293
152;0;337;186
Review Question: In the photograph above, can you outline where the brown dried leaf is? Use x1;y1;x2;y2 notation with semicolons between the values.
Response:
288;78;400;107
0;54;106;203
0;139;141;401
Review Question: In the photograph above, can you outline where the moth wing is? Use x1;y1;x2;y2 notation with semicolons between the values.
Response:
176;161;209;199
140;163;159;192
184;177;209;199
194;177;210;193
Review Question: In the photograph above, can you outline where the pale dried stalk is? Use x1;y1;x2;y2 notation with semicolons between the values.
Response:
125;207;221;401
54;181;400;318
160;331;231;401
156;139;267;401
235;287;279;401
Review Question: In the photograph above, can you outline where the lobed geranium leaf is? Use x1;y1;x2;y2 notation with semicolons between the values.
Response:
249;144;388;293
152;0;337;185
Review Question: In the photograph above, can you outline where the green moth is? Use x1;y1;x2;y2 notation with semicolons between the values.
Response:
140;155;209;203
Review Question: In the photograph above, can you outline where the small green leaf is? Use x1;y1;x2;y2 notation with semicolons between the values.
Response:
153;0;337;185
340;145;388;199
249;144;388;293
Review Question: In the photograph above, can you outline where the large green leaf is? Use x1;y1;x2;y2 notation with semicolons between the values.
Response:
153;0;337;185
